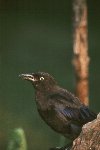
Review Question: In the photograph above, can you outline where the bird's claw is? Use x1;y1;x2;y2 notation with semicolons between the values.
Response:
49;146;71;150
49;147;63;150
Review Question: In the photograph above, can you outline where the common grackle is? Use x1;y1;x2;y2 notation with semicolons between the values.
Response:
19;72;97;150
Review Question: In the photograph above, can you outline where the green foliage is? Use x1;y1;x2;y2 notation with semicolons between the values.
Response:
7;128;27;150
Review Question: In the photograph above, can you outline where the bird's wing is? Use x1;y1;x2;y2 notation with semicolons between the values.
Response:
58;105;96;124
49;92;97;125
49;89;82;107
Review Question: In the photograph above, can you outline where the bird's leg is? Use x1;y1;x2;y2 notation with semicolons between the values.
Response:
49;142;72;150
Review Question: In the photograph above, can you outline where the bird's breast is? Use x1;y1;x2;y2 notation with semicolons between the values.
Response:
37;106;71;137
35;91;78;138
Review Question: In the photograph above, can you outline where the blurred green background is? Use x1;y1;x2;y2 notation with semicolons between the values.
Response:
0;0;100;149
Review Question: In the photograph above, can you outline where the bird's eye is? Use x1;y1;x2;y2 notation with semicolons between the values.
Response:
40;77;44;81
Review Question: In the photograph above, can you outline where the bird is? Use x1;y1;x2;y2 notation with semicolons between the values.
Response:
19;72;97;150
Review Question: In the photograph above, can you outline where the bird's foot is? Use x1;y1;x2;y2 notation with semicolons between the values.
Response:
49;143;72;150
49;147;64;150
49;145;71;150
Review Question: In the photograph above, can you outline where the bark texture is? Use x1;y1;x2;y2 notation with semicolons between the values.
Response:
71;113;100;150
73;0;89;106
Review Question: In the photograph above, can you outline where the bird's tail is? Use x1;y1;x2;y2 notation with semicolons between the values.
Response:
80;106;97;123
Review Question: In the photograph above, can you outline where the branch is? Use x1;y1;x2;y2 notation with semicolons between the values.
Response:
72;0;89;105
71;113;100;150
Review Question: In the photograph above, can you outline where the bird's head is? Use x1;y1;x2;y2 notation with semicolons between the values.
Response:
19;72;57;91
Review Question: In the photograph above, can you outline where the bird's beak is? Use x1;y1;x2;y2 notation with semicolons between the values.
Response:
19;74;37;82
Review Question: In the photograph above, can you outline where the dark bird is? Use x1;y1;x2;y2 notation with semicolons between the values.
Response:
19;72;97;150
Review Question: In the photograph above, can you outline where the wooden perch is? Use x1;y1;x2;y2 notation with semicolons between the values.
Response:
73;0;90;106
71;113;100;150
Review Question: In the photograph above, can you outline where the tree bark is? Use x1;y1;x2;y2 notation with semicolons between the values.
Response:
71;113;100;150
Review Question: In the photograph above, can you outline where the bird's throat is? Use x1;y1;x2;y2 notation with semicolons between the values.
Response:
35;91;48;110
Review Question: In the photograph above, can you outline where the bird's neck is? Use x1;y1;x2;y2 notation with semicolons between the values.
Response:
35;90;47;110
34;84;59;93
35;85;59;110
